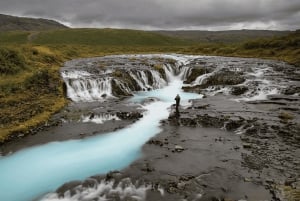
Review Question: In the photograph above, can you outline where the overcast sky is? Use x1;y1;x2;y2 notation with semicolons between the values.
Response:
0;0;299;30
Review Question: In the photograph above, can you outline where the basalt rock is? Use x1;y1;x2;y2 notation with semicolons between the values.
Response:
283;86;300;95
111;79;132;97
116;111;143;120
231;85;249;95
184;67;207;84
203;70;245;86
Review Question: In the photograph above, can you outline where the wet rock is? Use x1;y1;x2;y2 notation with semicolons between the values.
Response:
196;115;225;128
147;139;164;146
243;143;252;149
111;79;133;97
175;145;184;152
82;178;97;188
285;178;297;186
116;111;143;120
225;118;244;131
56;180;82;196
283;86;300;95
167;181;179;193
184;68;207;84
89;112;95;120
194;104;210;109
141;163;155;172
231;86;248;95
202;70;245;86
105;170;122;181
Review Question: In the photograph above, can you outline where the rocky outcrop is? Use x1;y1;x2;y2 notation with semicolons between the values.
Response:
184;67;207;84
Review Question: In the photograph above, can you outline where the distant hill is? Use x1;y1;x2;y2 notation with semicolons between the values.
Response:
0;14;68;31
155;30;292;44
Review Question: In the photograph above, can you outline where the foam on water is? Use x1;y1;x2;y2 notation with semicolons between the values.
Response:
40;178;164;201
81;114;120;124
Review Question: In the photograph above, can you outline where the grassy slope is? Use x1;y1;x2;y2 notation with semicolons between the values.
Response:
181;30;300;66
33;28;190;46
0;14;68;31
156;30;291;43
0;28;299;142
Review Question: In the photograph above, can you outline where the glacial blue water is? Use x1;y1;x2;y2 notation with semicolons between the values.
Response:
0;76;200;201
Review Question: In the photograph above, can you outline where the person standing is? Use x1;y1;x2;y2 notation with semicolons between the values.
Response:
175;94;180;117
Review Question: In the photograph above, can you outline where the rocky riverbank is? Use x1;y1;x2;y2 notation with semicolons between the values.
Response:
2;55;299;201
49;93;299;201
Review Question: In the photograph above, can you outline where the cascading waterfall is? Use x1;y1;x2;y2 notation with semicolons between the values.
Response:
163;64;175;81
61;70;114;102
150;69;167;88
193;71;214;85
62;59;179;102
179;66;192;80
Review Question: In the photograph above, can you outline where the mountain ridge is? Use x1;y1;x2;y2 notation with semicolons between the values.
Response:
0;14;68;31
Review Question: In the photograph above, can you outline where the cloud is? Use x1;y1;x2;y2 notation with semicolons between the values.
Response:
0;0;299;30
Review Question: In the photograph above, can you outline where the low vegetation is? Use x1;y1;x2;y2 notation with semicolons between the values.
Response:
156;30;291;44
182;30;300;66
0;27;299;142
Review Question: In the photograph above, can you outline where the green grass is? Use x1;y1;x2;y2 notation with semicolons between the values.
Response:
0;31;30;44
32;28;190;46
156;30;291;44
182;31;300;67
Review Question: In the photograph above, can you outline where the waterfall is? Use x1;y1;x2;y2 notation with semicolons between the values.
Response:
64;77;113;102
163;64;175;82
61;55;195;102
128;71;143;90
150;70;167;88
192;72;214;85
179;66;192;80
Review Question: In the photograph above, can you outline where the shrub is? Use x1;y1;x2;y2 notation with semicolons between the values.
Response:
24;69;50;90
0;47;26;74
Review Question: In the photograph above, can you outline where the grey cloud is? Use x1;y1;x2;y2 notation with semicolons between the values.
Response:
0;0;299;30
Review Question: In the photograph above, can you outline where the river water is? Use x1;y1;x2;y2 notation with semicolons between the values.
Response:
0;54;292;201
0;73;200;201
